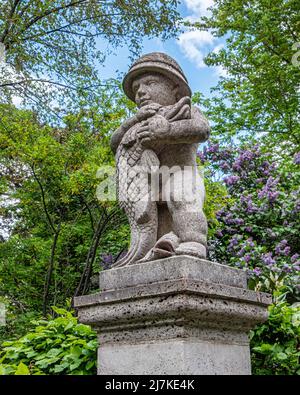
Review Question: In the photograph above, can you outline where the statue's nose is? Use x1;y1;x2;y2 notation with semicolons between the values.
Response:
136;84;147;97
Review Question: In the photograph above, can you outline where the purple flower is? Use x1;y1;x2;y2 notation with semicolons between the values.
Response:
197;151;205;163
275;245;281;255
207;143;219;154
246;238;255;248
101;253;114;269
229;236;239;248
237;247;246;257
262;252;276;266
243;254;251;263
283;264;292;273
242;196;258;213
257;177;280;203
291;254;299;263
294;152;300;165
253;267;262;276
220;161;230;171
232;162;242;171
224;175;240;186
275;240;289;255
269;191;279;202
216;230;223;237
292;199;300;214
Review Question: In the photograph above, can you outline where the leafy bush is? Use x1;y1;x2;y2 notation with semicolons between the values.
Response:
250;292;300;375
0;307;97;375
199;142;300;296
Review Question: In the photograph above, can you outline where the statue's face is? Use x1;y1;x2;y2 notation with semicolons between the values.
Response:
132;72;178;107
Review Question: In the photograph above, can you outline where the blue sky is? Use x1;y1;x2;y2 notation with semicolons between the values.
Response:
98;0;225;99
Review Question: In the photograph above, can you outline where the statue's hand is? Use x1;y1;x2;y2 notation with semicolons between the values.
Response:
122;130;137;148
135;103;162;122
137;115;170;148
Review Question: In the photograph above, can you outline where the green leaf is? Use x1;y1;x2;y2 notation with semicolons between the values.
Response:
276;352;288;361
0;365;6;375
86;360;95;371
15;362;30;375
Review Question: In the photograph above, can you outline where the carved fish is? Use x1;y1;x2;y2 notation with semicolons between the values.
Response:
113;97;191;267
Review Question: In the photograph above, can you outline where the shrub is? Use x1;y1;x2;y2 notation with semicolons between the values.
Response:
199;142;300;297
250;291;300;375
0;307;97;375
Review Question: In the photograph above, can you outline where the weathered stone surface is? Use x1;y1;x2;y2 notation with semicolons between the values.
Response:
97;340;251;375
74;256;272;375
110;52;210;267
75;53;271;375
99;255;247;290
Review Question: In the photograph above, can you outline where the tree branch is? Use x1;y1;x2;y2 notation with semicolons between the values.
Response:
0;0;22;42
81;197;95;232
16;12;134;43
30;164;56;233
43;222;61;316
22;0;89;32
0;78;78;90
74;208;119;296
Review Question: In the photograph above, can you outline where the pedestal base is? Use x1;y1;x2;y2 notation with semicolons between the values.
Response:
74;256;271;375
98;339;252;375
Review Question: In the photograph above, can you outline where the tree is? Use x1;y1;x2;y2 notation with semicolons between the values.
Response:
193;0;300;152
0;0;181;116
0;82;132;322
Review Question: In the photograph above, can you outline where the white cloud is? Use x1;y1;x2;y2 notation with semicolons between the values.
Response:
212;43;224;53
215;65;228;77
184;0;214;17
211;43;228;77
12;95;23;107
178;30;214;68
177;0;227;76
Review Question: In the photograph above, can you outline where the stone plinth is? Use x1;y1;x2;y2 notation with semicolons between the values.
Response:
74;256;271;375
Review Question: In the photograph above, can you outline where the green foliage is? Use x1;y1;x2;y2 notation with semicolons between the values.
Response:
251;292;300;375
200;142;300;300
0;86;132;327
0;298;40;345
193;0;300;152
201;143;299;375
0;307;97;375
97;223;130;257
0;0;181;117
0;0;299;374
203;172;229;239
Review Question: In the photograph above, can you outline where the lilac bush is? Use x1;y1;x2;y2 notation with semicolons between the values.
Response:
199;143;300;297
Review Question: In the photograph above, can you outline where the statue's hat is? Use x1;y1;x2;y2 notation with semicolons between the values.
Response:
123;52;191;102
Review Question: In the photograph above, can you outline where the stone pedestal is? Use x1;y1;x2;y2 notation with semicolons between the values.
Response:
74;256;271;375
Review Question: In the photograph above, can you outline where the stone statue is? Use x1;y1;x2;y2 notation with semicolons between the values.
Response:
110;52;210;267
76;53;270;376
